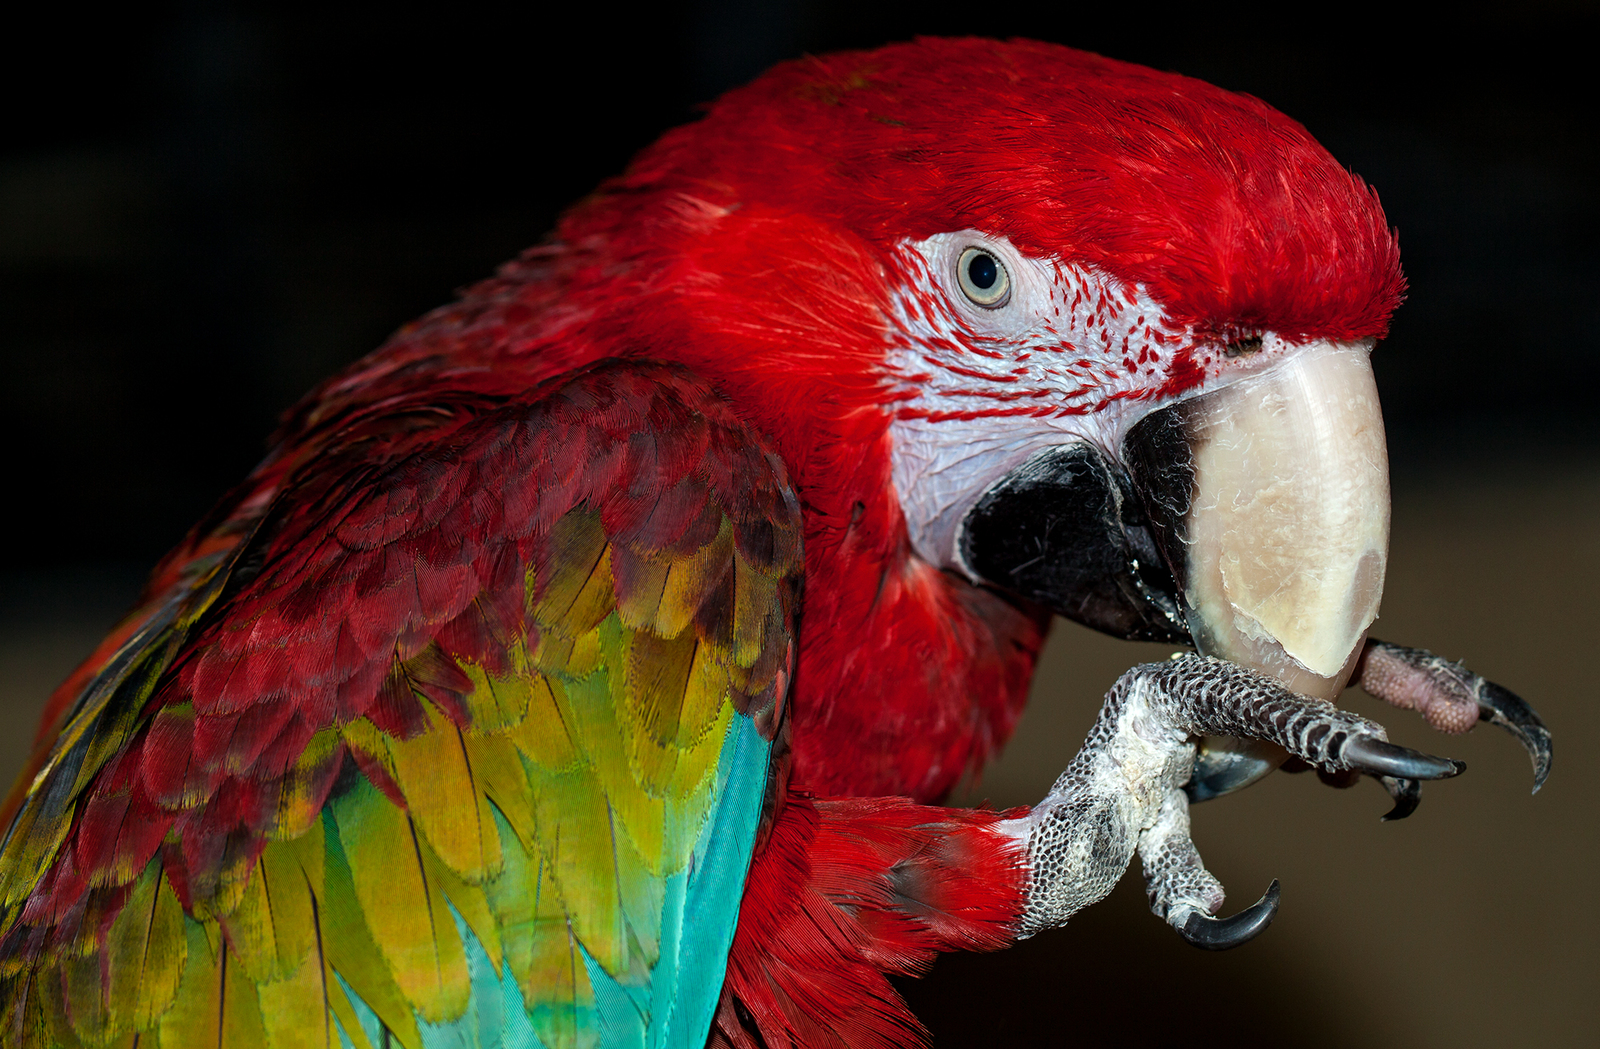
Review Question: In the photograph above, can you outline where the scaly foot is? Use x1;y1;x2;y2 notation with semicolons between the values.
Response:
1003;654;1463;949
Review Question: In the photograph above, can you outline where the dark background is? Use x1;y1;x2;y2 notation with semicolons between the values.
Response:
2;2;1596;1046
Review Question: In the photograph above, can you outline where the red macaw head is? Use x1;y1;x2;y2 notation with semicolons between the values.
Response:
544;38;1401;700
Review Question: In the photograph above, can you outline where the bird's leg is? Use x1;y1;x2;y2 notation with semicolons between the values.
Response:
1356;638;1552;792
1001;654;1464;948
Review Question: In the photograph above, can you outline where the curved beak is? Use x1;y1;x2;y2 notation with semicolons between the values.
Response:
1126;341;1389;701
960;337;1390;713
959;339;1391;798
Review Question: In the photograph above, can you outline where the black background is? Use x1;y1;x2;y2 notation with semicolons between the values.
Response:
3;1;1596;573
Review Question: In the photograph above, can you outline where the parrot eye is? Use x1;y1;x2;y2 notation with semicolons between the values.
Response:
956;247;1011;308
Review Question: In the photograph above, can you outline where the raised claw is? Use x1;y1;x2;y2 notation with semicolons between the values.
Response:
1340;737;1465;781
1478;680;1553;792
1361;639;1552;792
1379;776;1421;821
1179;880;1281;951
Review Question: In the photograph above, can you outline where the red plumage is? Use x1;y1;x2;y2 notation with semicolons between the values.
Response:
714;796;1024;1049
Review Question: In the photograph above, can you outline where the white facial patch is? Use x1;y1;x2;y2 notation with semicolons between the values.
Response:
884;231;1248;577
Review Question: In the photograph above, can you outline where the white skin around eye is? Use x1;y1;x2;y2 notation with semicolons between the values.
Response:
881;230;1309;577
886;233;1169;574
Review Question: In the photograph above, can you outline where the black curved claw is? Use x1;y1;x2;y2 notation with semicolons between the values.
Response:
1379;776;1421;821
1477;680;1553;793
1341;737;1465;781
1179;880;1281;951
1184;737;1284;802
1362;639;1552;793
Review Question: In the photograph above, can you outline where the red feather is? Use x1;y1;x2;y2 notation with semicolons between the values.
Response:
713;791;1027;1049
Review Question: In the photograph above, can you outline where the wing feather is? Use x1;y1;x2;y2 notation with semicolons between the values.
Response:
0;361;799;1049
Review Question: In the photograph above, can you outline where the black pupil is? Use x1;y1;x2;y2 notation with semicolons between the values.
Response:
967;253;998;290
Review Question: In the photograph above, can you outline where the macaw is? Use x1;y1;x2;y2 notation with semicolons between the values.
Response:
0;37;1551;1049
